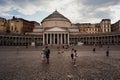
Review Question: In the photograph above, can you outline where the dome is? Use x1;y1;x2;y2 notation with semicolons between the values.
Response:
41;10;71;23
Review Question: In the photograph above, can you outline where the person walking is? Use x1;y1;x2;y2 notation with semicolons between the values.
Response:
71;48;74;60
106;46;109;57
41;48;46;63
73;50;77;66
71;49;77;66
93;47;96;53
45;46;50;64
93;44;96;53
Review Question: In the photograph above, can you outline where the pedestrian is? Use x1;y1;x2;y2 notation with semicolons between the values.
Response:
73;50;77;66
45;46;50;64
71;49;77;66
93;44;96;53
93;47;95;53
41;48;46;63
63;46;64;49
106;46;109;57
71;48;74;60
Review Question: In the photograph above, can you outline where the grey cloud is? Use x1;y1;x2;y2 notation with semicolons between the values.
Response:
0;0;53;14
80;6;112;18
93;10;112;19
75;0;118;23
81;0;120;7
0;0;52;8
12;0;53;7
0;0;13;6
0;0;6;5
0;0;119;23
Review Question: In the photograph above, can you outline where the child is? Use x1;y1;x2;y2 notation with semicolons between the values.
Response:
73;50;77;66
71;49;77;66
41;48;46;63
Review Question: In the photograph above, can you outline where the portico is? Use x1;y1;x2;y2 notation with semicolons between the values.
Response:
43;27;69;45
43;33;69;45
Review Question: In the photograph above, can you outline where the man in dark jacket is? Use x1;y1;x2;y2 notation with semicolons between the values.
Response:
45;46;50;64
106;46;109;57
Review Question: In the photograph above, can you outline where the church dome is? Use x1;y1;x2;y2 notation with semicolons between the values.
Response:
41;10;71;23
41;10;71;28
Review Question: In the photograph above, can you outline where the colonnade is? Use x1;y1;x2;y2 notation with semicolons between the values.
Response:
43;33;69;45
70;34;120;45
0;32;120;46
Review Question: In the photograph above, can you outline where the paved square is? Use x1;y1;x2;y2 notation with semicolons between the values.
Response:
0;46;120;80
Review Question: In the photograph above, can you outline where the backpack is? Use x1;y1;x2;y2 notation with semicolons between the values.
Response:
47;49;50;54
71;53;73;58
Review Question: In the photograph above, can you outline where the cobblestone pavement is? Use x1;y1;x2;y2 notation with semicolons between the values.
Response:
0;46;120;80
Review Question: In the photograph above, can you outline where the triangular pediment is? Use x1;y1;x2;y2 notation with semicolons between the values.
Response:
45;27;67;32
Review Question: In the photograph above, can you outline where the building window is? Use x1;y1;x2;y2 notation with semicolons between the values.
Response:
16;20;19;22
15;27;17;31
11;26;13;31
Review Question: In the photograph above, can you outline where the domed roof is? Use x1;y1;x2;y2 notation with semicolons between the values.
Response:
41;10;71;23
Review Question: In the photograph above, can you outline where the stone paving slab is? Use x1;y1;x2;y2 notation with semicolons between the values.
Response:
0;46;120;80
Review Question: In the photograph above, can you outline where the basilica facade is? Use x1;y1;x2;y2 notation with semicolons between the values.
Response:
40;10;71;45
0;10;120;46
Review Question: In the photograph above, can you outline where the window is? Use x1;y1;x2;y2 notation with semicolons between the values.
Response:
16;20;19;22
14;27;16;31
11;26;13;31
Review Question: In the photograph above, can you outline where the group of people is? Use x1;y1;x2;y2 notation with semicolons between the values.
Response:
57;45;69;54
41;46;50;64
40;46;78;66
71;48;78;66
40;45;110;66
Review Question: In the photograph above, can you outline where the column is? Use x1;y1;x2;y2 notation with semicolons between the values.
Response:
66;34;67;44
64;33;66;44
53;34;55;44
95;37;96;45
62;34;64;44
25;38;26;46
114;36;116;44
61;34;63;44
50;34;51;45
59;34;61;45
46;34;48;45
43;33;45;45
44;34;47;45
117;35;118;44
68;33;69;45
57;34;59;45
89;36;91;45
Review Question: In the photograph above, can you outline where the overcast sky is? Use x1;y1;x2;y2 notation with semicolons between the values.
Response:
0;0;120;24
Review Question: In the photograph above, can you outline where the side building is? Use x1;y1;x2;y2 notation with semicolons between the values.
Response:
111;20;120;32
8;16;35;34
0;17;7;33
